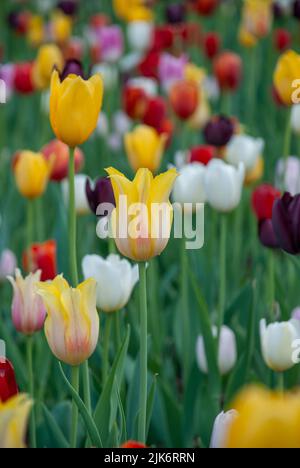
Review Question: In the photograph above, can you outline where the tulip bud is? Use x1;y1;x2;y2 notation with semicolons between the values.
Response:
0;250;17;282
210;410;239;449
97;25;124;63
122;85;148;120
13;151;50;200
260;318;300;372
82;254;139;312
291;105;300;134
203;32;220;60
0;359;18;403
273;50;300;106
85;177;115;215
225;134;264;172
204;159;245;212
169;80;199;120
62;174;90;215
50;11;72;44
127;21;154;53
172;163;207;209
166;3;186;23
189;145;215;165
142;96;167;130
121;441;147;448
57;0;78;16
60;59;85;81
32;44;64;90
292;307;300;320
41;139;84;182
37;276;99;366
272;192;300;254
204;115;234;147
213;51;242;92
125;125;167;173
23;240;57;281
251;184;281;221
194;0;219;15
274;28;292;52
7;269;47;335
196;325;237;375
14;63;35;94
0;394;32;449
158;53;187;93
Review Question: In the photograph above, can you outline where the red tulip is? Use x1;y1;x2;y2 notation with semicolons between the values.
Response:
122;86;148;120
89;14;110;29
274;29;292;52
169;80;199;120
203;32;221;60
252;184;281;221
181;22;202;46
41;139;84;182
193;0;219;16
14;62;35;94
23;240;57;281
139;49;161;79
189;145;216;165
213;51;242;91
152;26;174;50
121;441;147;448
157;118;174;147
142;96;167;130
0;359;18;403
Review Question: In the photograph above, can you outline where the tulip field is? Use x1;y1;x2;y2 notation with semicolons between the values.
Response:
3;0;300;451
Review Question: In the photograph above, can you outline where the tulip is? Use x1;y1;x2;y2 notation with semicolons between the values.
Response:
13;63;35;94
241;0;273;39
62;174;90;215
0;250;17;282
60;59;85;81
128;77;158;97
7;269;46;335
85;177;115;215
169;80;199;120
113;0;153;22
41;139;84;182
258;219;279;249
51;11;72;44
244;156;264;185
121;441;147;448
252;184;281;221
127;21;154;53
238;26;257;48
96;25;123;63
166;3;186;24
294;0;300;18
27;15;44;47
122;85;148;120
37;276;99;366
189;145;216;165
260;318;300;372
273;50;300;106
0;359;18;403
82;254;139;312
204;115;234;147
196;325;237;376
105;167;178;262
125;125;167;173
50;69;103;148
210;410;239;449
8;11;30;35
227;386;300;448
113;110;132;136
272;192;300;254
204;160;245;212
194;0;219;15
291;104;300;134
276;156;300;195
158;53;187;93
213;51;242;92
92;63;118;91
32;44;64;90
172;163;207;209
57;1;78;16
23;240;57;282
63;37;84;62
225;134;264;172
203;32;221;60
0;64;15;99
274;28;292;52
152;25;174;50
142;96;167;130
0;394;32;449
292;307;300;320
138;49;161;80
14;151;50;200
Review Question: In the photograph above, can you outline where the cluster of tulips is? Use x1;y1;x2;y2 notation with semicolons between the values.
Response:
3;0;300;450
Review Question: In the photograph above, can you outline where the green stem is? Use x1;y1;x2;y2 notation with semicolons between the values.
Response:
35;198;44;242
114;312;121;351
181;237;190;384
68;148;78;286
82;361;91;415
26;200;34;269
138;262;148;444
102;315;113;383
217;216;227;344
277;373;285;395
27;337;36;448
247;47;257;131
267;251;275;320
70;366;80;448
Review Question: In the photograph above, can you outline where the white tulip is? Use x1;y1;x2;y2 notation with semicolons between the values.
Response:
119;52;142;73
127;21;154;53
196;325;237;376
260;319;300;372
172;163;207;210
82;254;139;312
210;410;239;449
276;156;300;196
92;64;118;91
62;174;90;216
225;135;264;172
291;105;300;134
113;110;132;135
204;160;245;212
127;77;158;97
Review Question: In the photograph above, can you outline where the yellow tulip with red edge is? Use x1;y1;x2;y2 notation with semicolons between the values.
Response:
0;395;32;449
274;50;300;106
125;125;167;173
14;151;51;200
50;69;103;148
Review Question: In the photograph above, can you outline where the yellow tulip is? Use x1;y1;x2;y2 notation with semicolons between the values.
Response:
27;15;44;47
113;0;153;21
105;167;178;261
242;0;273;39
238;27;257;48
244;156;264;185
0;395;32;449
14;151;50;200
227;386;300;448
274;50;300;106
32;44;64;90
125;125;167;173
50;69;103;148
51;11;73;44
37;276;99;366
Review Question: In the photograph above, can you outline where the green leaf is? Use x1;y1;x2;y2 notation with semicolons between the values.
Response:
159;381;182;447
42;403;70;449
146;374;157;438
58;363;103;448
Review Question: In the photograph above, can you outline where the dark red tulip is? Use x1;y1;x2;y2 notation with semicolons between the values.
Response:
14;62;35;94
152;26;174;50
204;115;234;147
189;145;216;165
166;3;186;24
252;184;281;221
259;219;279;249
60;59;86;81
193;0;219;16
272;192;300;255
8;11;30;35
203;32;220;60
23;240;57;281
213;51;242;91
0;359;18;403
274;29;292;52
293;0;300;19
142;96;167;130
85;178;115;216
57;0;78;16
121;441;147;448
123;86;148;120
169;80;199;120
139;49;161;79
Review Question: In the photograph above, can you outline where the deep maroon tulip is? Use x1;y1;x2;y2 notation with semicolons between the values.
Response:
273;3;284;18
272;192;300;255
204;116;234;147
57;0;78;16
166;3;186;24
259;219;279;249
0;359;18;403
86;178;115;216
60;59;86;81
293;0;300;19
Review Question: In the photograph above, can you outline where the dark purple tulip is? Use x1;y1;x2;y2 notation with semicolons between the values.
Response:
57;0;78;16
204;115;234;147
273;2;284;18
166;3;186;24
294;0;300;19
7;12;19;29
60;59;86;81
86;177;115;216
272;192;300;255
258;220;279;249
